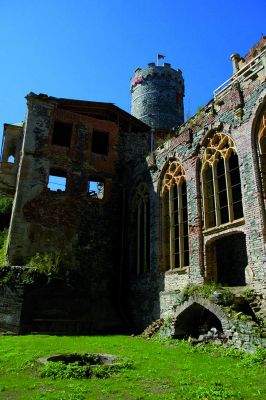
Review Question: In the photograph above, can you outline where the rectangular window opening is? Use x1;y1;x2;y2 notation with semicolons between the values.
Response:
48;169;67;192
91;130;109;155
87;179;105;199
52;121;72;147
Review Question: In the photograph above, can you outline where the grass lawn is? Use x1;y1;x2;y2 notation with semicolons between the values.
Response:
0;334;265;399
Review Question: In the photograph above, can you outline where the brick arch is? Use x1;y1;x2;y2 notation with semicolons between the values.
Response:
205;228;245;246
171;296;230;337
249;93;266;200
193;124;232;158
249;92;266;180
249;89;266;145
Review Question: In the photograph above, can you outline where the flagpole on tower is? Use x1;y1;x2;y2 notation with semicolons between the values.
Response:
157;54;165;66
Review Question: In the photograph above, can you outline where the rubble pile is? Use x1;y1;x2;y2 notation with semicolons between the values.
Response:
140;319;164;338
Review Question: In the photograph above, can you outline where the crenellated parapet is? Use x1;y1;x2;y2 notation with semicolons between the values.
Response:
130;62;184;130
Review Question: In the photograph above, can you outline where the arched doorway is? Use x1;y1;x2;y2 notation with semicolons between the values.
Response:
173;302;223;338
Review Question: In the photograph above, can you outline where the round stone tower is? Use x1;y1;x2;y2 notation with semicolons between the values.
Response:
130;62;184;130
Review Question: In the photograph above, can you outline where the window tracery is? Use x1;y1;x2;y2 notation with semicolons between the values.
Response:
134;184;150;275
202;133;243;229
161;161;189;271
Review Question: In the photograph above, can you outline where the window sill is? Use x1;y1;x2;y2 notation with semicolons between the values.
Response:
165;267;187;275
203;218;245;235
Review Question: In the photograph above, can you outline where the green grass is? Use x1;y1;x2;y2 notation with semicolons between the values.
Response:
0;335;265;399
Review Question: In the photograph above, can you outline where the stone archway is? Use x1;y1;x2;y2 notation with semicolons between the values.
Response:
172;297;230;339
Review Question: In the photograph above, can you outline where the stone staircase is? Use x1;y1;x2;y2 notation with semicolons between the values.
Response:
229;286;266;332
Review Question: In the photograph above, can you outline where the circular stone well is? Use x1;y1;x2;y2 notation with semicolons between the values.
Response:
38;353;118;366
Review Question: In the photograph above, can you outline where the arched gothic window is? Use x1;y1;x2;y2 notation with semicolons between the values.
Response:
258;109;266;196
202;133;243;229
134;184;150;275
161;161;189;271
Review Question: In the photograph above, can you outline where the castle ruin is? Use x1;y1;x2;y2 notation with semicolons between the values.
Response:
0;38;266;349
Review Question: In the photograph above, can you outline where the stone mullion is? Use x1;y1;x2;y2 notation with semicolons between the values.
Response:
178;184;184;269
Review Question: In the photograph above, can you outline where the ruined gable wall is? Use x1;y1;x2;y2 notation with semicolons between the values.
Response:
4;94;133;332
0;124;23;195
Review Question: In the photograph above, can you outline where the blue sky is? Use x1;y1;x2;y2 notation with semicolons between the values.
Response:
0;0;265;144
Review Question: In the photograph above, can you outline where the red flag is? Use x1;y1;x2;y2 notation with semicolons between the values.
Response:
134;77;142;85
157;54;165;60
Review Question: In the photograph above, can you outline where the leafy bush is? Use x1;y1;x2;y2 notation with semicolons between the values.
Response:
40;359;133;380
178;284;235;306
0;195;13;230
240;347;266;367
86;360;133;379
0;195;12;216
0;229;9;266
242;288;256;302
40;361;92;380
188;341;266;367
0;267;16;286
23;252;62;284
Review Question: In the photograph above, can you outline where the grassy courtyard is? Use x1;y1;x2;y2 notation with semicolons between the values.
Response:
0;334;265;399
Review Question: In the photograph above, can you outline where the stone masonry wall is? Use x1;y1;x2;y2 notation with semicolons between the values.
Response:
3;94;151;333
127;42;266;329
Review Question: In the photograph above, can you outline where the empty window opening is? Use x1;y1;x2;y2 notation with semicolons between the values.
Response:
216;233;247;286
206;233;247;287
91;130;109;155
7;155;15;163
87;179;104;199
48;169;67;192
173;303;223;339
52;121;72;147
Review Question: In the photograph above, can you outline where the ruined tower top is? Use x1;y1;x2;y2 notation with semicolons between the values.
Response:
130;62;184;130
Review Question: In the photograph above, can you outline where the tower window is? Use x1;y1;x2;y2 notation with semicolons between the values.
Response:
52;121;72;147
91;130;109;155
